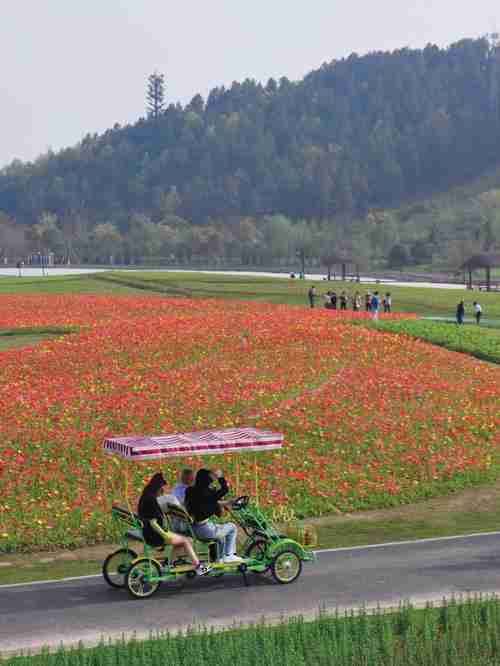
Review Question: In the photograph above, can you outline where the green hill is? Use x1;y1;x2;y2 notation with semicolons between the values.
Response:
1;37;500;270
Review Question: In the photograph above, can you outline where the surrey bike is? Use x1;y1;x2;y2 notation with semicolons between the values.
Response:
101;428;315;598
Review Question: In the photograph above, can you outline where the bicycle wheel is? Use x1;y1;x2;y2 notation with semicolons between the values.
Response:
102;548;137;588
126;558;162;599
271;550;302;584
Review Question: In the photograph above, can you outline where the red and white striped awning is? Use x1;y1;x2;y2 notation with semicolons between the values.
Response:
103;428;283;461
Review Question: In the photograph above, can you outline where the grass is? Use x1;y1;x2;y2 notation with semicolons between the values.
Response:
4;597;500;664
0;559;102;586
0;327;74;352
1;270;500;320
0;274;141;295
366;319;500;364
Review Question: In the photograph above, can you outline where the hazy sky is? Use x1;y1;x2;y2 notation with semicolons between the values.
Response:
1;1;499;166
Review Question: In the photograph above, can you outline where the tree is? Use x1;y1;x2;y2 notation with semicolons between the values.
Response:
90;223;123;264
0;213;26;261
29;213;65;256
146;72;165;119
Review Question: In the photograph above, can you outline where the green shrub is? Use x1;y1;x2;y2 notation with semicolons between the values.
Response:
4;597;500;665
372;319;500;364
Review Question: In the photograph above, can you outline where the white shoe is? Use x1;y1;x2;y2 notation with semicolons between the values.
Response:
223;554;244;564
195;563;211;576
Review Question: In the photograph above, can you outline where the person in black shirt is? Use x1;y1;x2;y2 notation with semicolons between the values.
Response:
185;468;242;564
138;472;210;575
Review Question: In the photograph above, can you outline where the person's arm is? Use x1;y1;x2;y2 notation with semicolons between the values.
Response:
151;519;172;541
211;475;229;501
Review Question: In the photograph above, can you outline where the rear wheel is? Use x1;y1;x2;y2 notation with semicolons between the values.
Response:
102;548;137;588
271;550;302;584
244;539;270;573
126;558;162;599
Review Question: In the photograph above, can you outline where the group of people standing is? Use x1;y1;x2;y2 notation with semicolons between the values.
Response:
308;286;392;319
456;300;483;325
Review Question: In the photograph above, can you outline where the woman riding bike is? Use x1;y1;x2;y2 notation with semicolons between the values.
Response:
138;472;210;576
185;468;242;564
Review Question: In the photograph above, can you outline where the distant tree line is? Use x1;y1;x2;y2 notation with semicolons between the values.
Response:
1;37;500;270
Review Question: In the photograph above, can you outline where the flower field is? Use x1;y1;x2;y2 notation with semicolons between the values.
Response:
0;295;499;552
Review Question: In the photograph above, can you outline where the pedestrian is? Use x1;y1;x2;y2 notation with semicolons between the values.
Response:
331;291;338;310
365;292;372;312
473;301;482;325
371;291;380;321
308;285;316;308
456;300;465;325
324;291;332;309
353;291;361;312
340;291;347;311
16;260;24;277
383;292;392;313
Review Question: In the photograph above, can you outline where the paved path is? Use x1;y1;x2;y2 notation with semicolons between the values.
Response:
2;533;500;654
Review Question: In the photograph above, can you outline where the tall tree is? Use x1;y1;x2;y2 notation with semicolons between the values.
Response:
146;72;165;119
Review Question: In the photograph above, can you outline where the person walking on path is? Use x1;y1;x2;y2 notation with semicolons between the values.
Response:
365;292;372;312
308;285;317;308
340;291;347;311
331;291;338;310
456;300;465;325
383;292;392;313
473;301;482;325
353;291;361;312
371;291;380;321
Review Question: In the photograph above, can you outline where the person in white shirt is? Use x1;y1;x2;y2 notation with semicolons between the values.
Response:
473;301;482;325
170;468;195;505
157;468;195;539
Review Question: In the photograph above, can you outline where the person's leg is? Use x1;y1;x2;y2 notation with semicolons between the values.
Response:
193;522;224;561
169;533;199;567
215;523;237;557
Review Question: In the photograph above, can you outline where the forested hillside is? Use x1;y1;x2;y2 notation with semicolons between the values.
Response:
1;37;500;268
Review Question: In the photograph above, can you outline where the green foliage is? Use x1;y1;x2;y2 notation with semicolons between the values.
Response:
5;598;500;665
2;38;500;275
373;319;500;364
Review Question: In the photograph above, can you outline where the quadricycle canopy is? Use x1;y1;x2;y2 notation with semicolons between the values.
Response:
102;427;284;461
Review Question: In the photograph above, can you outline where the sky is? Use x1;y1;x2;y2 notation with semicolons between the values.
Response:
1;1;500;167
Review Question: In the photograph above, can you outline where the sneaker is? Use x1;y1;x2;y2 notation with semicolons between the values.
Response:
223;554;244;564
195;563;211;576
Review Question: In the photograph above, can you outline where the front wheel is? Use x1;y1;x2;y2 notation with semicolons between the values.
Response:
271;550;302;584
126;558;162;599
102;548;137;588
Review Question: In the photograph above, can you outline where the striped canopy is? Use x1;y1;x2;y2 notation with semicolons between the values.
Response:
103;428;283;461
